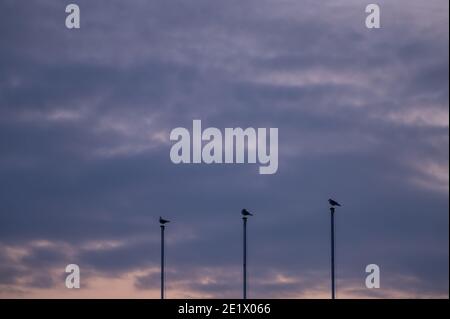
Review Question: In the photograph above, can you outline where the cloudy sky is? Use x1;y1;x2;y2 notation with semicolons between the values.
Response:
0;0;448;298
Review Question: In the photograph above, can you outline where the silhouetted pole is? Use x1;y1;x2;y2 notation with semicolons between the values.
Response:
159;216;170;299
160;224;165;299
241;209;253;299
330;207;335;299
243;216;247;299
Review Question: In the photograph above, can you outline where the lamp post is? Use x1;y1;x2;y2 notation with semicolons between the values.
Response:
241;209;253;299
159;216;170;299
330;206;335;299
328;199;341;299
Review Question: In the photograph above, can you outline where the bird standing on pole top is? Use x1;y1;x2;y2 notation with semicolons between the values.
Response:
241;209;253;217
328;199;341;207
159;216;170;225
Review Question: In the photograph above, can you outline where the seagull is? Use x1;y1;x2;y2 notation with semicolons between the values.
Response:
328;199;341;207
159;216;170;224
241;209;253;216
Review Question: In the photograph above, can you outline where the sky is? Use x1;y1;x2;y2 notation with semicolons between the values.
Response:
0;0;448;298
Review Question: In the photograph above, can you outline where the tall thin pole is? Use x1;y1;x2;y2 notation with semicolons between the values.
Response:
330;207;335;299
161;224;165;299
243;216;247;299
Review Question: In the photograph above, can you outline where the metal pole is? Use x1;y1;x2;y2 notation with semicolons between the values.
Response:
243;216;247;299
330;207;335;299
161;225;165;299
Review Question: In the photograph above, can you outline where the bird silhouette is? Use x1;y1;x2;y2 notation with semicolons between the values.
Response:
241;209;253;216
159;216;170;224
328;199;341;207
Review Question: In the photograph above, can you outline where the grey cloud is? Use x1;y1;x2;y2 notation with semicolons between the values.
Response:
0;0;448;298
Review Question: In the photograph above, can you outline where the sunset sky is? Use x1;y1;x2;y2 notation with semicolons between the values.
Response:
0;0;448;298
